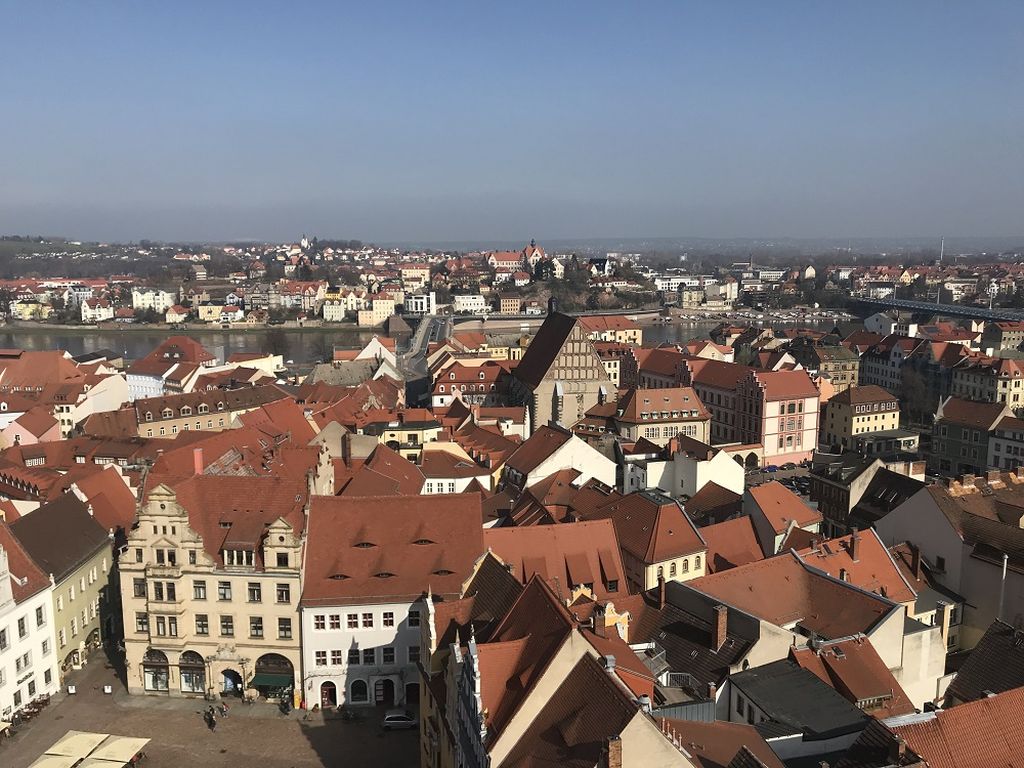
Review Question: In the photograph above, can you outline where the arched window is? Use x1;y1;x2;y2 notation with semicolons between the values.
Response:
682;559;689;573
161;408;172;419
656;565;664;579
179;650;206;694
350;679;368;703
669;562;677;577
180;406;192;416
198;404;209;414
143;649;169;692
694;555;702;570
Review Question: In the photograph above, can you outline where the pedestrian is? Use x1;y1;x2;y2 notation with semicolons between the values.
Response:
220;701;229;718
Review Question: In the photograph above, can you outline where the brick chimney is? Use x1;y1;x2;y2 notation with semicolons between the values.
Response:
193;447;204;476
657;575;666;610
888;735;906;764
849;529;861;562
712;604;728;652
911;543;922;580
603;735;622;768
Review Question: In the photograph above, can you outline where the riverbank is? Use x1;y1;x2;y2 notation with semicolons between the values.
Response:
4;320;376;335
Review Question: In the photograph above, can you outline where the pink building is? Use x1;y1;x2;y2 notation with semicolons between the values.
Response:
736;369;820;465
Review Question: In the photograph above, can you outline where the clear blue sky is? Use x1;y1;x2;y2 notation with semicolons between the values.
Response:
1;1;1022;243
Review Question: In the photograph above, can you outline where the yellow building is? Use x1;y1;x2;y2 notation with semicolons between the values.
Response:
822;384;901;452
357;297;396;327
9;494;113;682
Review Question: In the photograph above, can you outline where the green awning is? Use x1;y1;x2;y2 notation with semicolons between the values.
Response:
249;673;293;688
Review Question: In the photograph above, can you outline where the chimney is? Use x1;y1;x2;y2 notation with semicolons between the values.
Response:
193;447;204;476
987;469;1002;484
887;735;906;764
657;575;666;610
603;735;622;768
712;604;728;652
602;655;616;673
849;529;861;562
962;473;976;489
911;543;922;580
707;682;717;701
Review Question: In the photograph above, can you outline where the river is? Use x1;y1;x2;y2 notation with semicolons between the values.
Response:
0;327;382;365
0;316;858;366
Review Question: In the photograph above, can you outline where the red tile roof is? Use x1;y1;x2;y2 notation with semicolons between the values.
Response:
796;530;917;605
301;494;484;606
748;481;823;534
587;491;706;564
791;636;915;719
615;387;710;423
339;443;424;496
691;552;898;640
699;516;765;573
503;425;573;475
0;519;51;603
483;520;626;602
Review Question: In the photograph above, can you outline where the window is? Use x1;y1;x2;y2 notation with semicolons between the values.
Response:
669;562;677;577
383;612;394;628
737;695;745;717
382;647;395;664
607;579;619;593
329;614;341;630
194;580;207;600
350;680;368;703
132;578;147;598
250;617;264;638
315;651;327;667
682;560;689;574
189;550;197;565
276;583;290;603
196;615;209;635
331;650;343;666
248;583;262;603
276;552;289;568
348;648;360;665
18;617;27;639
135;548;143;563
0;628;6;651
220;616;234;636
408;646;421;663
278;618;292;640
166;583;176;601
314;615;326;630
44;668;51;686
218;582;232;601
695;555;702;570
136;613;148;633
362;613;373;629
362;648;375;665
935;556;946;572
408;610;420;628
347;613;358;629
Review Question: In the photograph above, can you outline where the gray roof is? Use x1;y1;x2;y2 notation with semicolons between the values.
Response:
10;493;109;583
308;360;377;386
731;659;870;741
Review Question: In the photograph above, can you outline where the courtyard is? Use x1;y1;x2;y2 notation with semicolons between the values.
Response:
1;657;418;768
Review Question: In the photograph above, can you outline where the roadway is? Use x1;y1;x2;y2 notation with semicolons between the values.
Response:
401;314;451;379
853;297;1024;322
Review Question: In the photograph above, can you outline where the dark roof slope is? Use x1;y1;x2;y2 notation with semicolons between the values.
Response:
10;493;109;582
513;312;577;390
945;619;1024;703
731;659;870;741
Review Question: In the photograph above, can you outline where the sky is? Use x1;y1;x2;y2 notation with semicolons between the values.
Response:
1;2;1022;244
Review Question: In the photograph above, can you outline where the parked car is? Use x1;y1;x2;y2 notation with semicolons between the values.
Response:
763;465;780;473
382;709;417;731
781;462;797;470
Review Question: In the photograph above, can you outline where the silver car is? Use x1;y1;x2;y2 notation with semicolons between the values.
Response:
381;708;417;731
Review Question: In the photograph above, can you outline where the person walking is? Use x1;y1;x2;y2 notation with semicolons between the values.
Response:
220;701;229;718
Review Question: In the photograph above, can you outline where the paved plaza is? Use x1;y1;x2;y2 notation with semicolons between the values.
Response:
1;657;417;768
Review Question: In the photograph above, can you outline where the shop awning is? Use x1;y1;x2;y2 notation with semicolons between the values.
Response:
249;673;293;688
90;736;151;762
46;731;109;759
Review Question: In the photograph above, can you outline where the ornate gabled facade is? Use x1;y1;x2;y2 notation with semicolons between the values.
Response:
119;481;304;702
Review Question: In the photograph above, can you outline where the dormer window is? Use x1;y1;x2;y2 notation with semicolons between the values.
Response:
217;402;225;411
449;372;456;380
433;569;454;576
180;406;192;416
198;404;209;414
374;572;395;579
161;408;173;419
145;412;153;422
330;573;349;580
413;539;434;546
354;542;376;549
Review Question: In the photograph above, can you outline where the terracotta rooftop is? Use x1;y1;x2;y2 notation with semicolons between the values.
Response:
796;530;917;605
936;396;1008;429
691;552;898;640
748;481;823;534
9;493;110;584
513;312;577;390
339;443;424;496
791;636;915;719
503;424;573;475
661;719;784;768
944;619;1024;703
301;494;484;606
587;490;706;565
483;519;626;602
0;519;50;603
830;384;898;406
699;516;765;574
615;387;710;424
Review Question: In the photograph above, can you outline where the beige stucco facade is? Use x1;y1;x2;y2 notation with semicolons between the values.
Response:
53;542;112;682
119;485;303;701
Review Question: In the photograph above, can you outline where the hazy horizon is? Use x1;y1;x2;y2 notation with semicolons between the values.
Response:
2;2;1022;243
